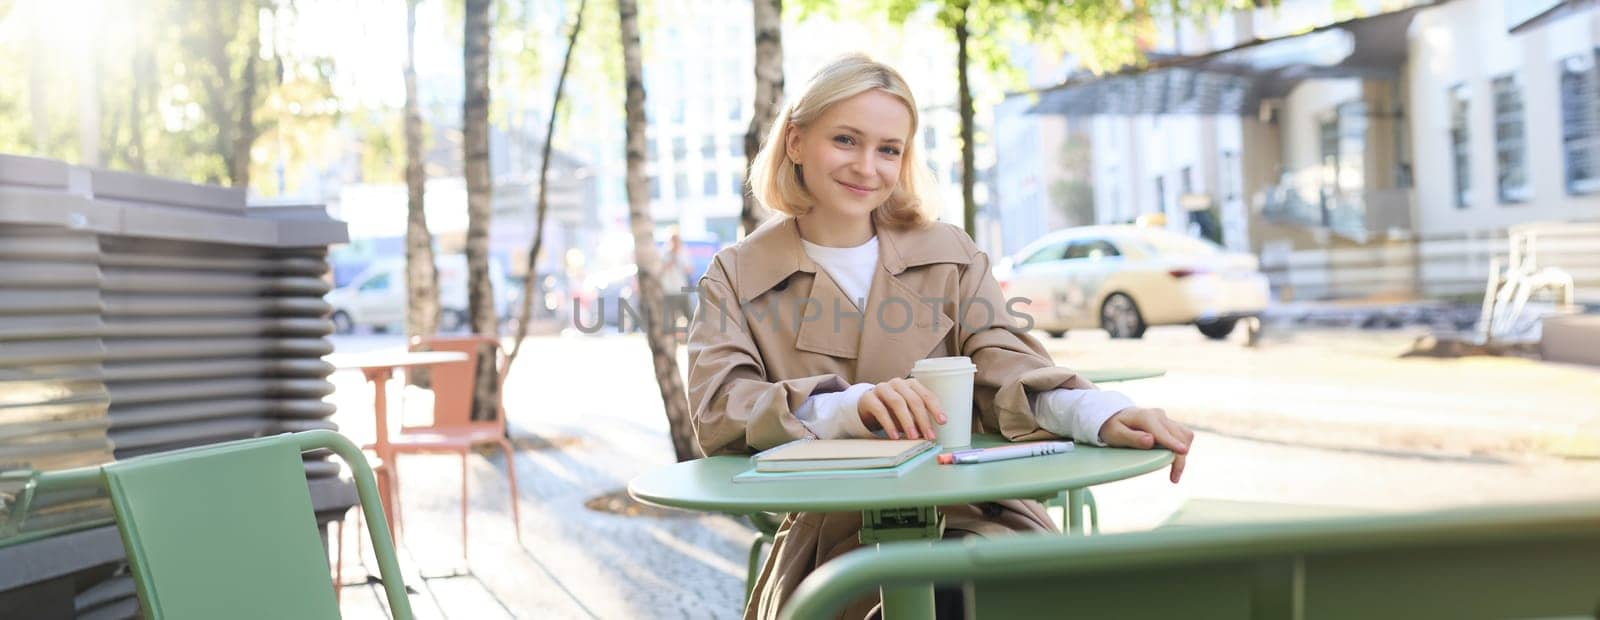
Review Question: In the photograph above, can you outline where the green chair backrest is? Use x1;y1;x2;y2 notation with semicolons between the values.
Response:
781;501;1600;620
31;430;412;620
105;439;337;619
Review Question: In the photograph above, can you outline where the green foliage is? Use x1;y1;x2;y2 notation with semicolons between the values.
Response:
793;0;1269;82
0;0;337;192
347;107;407;186
567;0;622;149
251;51;341;196
489;0;544;125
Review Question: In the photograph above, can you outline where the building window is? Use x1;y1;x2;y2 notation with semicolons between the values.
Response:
1220;150;1238;201
646;137;657;162
1492;74;1529;203
728;97;742;122
674;173;688;199
671;136;687;160
703;172;717;197
648;175;660;200
731;172;744;197
1449;84;1471;208
1318;116;1339;218
672;99;685;124
730;133;745;157
701;135;716;160
1153;174;1166;214
1559;50;1600;195
1337;103;1367;191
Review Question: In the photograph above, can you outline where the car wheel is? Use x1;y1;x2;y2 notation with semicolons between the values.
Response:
440;309;467;333
1196;318;1238;340
331;311;354;335
1100;293;1146;339
1045;330;1066;339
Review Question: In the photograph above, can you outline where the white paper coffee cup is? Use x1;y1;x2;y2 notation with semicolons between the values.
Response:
909;356;976;449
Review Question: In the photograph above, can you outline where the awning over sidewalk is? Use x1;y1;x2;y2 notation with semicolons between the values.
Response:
1025;4;1433;117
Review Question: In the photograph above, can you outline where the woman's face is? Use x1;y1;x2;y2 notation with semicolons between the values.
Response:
786;89;912;220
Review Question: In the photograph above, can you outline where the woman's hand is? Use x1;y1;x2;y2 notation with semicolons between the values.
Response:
856;378;947;440
1100;407;1193;483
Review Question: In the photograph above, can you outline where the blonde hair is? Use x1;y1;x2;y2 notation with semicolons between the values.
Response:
748;53;937;229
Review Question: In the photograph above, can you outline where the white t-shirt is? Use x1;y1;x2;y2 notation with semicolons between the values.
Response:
792;235;1132;444
800;236;877;309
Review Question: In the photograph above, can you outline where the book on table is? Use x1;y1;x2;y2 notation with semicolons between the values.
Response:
732;439;937;483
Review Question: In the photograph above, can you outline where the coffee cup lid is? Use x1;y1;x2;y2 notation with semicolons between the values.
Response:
911;356;975;373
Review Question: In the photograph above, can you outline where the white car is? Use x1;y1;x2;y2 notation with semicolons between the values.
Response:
993;226;1270;339
326;255;512;335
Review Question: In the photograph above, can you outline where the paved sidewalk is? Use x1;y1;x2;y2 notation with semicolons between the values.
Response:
328;334;750;619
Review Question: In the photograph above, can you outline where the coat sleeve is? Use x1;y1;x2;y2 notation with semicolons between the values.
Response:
953;240;1098;442
687;257;868;456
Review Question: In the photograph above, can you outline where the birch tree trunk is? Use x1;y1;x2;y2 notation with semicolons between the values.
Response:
404;0;441;386
463;0;501;421
741;0;783;238
619;0;698;462
229;5;259;189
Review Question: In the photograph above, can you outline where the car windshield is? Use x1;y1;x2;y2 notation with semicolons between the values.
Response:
1132;231;1222;257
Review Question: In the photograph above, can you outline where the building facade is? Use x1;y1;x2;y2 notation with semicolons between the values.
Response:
1000;0;1600;300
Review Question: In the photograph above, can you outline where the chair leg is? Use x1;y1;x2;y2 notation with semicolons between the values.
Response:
355;503;366;567
390;465;405;540
376;463;402;545
745;533;770;606
497;438;523;543
1084;488;1100;534
333;512;345;603
460;450;470;563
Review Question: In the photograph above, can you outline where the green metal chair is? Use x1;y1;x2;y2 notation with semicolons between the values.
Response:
781;500;1600;619
28;430;413;620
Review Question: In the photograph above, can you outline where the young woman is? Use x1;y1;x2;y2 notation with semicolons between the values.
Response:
686;53;1193;619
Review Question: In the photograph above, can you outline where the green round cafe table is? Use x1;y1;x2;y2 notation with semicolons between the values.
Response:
629;434;1172;619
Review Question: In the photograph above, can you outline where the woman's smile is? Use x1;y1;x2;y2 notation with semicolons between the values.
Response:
836;179;876;195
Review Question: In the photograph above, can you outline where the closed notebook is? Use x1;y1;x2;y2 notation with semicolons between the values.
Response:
753;439;934;473
733;446;937;483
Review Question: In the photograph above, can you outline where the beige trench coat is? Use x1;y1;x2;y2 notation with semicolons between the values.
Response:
686;216;1101;619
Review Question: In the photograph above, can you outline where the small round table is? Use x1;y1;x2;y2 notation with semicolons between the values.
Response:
629;434;1171;619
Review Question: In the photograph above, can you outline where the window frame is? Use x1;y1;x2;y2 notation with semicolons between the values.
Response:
1491;73;1530;204
1449;83;1473;208
1559;49;1600;195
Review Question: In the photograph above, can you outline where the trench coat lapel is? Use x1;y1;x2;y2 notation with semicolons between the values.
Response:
852;264;953;383
793;268;863;360
852;222;968;383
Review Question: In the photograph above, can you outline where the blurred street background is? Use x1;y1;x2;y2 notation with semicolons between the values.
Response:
4;0;1600;617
